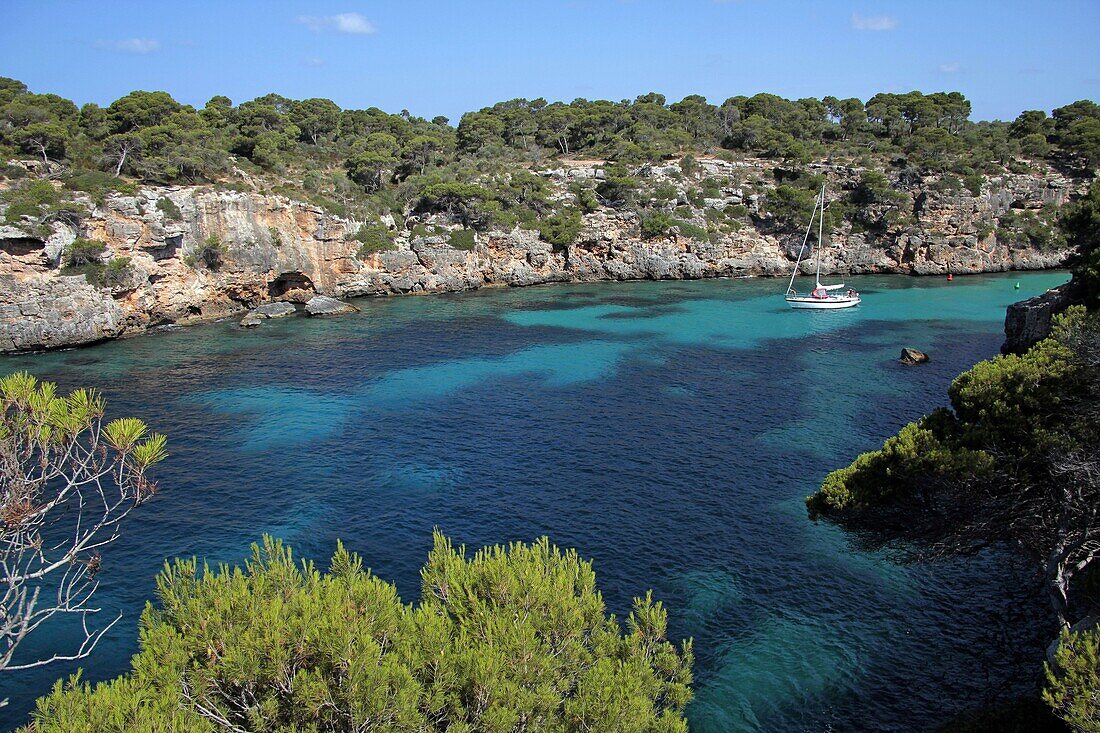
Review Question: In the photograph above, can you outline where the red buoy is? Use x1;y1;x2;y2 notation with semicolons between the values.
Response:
947;273;954;282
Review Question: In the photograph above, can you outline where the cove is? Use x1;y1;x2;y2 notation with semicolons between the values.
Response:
0;271;1068;731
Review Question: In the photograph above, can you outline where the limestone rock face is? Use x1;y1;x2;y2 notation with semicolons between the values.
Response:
0;160;1082;353
0;275;125;352
304;295;358;317
1002;281;1083;354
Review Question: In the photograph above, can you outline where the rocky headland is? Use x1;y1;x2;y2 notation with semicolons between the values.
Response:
0;158;1080;353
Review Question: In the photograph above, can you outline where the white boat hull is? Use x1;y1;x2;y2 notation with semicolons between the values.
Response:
785;295;861;309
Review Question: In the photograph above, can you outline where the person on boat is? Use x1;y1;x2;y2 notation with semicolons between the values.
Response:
847;289;855;298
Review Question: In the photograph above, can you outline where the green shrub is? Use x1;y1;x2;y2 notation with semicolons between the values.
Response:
98;256;134;288
63;237;107;267
0;163;27;180
652;183;679;203
1043;627;1100;732
679;154;698;176
595;171;637;207
349;223;395;258
850;171;907;206
963;173;984;197
409;223;440;238
536;208;582;248
448;228;477;250
155;197;182;221
807;417;995;519
640;211;675;239
808;307;1093;519
700;177;722;197
185;234;227;270
59;262;104;283
63;169;137;204
933;175;964;194
996;209;1064;251
2;179;61;224
23;534;694;733
672;219;708;242
766;185;818;230
570;182;600;213
1059;181;1100;308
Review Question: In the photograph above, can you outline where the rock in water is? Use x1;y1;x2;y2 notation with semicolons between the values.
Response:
253;302;297;318
304;295;359;317
899;348;930;365
239;301;297;327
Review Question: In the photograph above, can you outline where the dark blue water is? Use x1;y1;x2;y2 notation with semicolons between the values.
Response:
1;272;1067;731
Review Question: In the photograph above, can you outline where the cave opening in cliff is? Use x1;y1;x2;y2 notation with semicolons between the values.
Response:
0;236;45;257
268;271;315;302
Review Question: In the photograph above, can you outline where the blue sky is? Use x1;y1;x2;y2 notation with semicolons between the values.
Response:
1;1;1097;123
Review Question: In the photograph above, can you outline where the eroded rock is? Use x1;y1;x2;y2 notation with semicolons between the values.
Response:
0;275;125;352
304;295;359;317
899;348;930;365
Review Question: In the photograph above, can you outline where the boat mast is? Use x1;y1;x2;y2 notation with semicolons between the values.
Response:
815;184;824;289
786;192;819;294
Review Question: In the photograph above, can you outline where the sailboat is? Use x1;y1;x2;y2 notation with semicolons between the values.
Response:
784;184;860;310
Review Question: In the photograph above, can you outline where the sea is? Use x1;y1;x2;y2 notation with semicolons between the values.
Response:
0;270;1068;731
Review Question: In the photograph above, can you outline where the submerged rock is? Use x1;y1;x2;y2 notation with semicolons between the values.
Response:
304;295;359;317
899;347;930;365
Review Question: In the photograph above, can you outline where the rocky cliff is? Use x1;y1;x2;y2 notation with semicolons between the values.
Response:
0;158;1081;353
1002;280;1084;354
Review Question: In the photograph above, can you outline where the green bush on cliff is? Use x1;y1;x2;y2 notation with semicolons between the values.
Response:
2;179;61;224
672;219;709;242
1044;627;1100;732
62;169;137;204
62;237;106;267
947;320;1081;456
640;211;675;239
98;256;133;288
349;223;395;258
536;208;582;248
183;234;227;270
809;307;1092;519
448;228;477;250
23;533;693;733
807;415;994;519
155;196;182;221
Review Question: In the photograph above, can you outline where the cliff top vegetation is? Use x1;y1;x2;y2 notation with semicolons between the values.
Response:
0;76;1096;226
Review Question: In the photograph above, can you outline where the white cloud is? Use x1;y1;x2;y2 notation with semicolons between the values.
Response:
296;12;375;34
939;62;960;73
851;13;897;31
304;56;325;67
94;38;161;54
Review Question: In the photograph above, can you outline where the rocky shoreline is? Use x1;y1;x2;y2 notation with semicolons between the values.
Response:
1;158;1080;353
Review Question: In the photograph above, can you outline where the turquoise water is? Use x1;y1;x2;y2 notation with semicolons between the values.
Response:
0;271;1067;730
